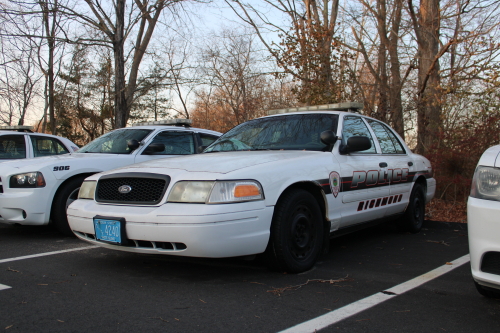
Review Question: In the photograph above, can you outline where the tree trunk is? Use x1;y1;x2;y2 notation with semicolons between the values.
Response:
415;0;442;154
113;0;126;129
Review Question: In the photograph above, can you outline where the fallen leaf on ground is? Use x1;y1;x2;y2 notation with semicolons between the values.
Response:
446;262;452;265
5;325;13;329
57;320;64;323
6;268;20;273
199;299;206;303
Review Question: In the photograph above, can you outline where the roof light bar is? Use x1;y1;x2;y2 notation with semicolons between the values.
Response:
0;125;34;132
267;102;363;115
132;119;193;127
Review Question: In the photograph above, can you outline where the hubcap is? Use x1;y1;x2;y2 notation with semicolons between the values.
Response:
290;205;315;260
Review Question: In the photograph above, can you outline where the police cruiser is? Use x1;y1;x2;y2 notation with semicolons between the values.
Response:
0;119;221;235
68;103;436;273
0;125;79;162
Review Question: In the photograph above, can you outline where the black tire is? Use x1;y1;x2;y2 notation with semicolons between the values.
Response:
51;177;85;236
474;281;500;298
401;183;425;233
265;189;324;273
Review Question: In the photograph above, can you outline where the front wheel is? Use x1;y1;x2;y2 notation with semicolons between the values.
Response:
51;177;85;236
265;189;324;273
401;183;425;233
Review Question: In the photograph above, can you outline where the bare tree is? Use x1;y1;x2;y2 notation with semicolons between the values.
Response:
59;0;183;128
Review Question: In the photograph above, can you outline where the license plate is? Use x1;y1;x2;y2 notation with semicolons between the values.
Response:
94;218;122;244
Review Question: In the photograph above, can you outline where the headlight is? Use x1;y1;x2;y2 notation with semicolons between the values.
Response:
167;180;264;204
167;181;215;203
208;181;263;203
78;181;97;200
9;172;45;188
470;166;500;201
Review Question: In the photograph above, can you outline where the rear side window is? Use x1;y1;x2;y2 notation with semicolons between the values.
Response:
341;116;377;154
144;131;195;155
367;120;397;154
31;136;69;157
200;133;219;147
0;135;26;159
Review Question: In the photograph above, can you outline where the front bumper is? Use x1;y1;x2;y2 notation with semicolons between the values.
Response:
0;188;51;225
468;196;500;290
68;199;274;258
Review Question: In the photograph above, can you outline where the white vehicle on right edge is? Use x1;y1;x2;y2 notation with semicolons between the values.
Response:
468;144;500;298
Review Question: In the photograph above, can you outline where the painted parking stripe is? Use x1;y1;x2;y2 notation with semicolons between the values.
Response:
0;246;98;265
279;254;470;333
0;283;12;291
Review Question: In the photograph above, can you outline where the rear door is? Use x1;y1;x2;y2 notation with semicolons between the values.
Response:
365;119;413;216
336;115;390;228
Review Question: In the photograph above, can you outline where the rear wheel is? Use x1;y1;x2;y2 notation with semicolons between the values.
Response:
401;183;425;233
265;189;324;273
51;177;85;236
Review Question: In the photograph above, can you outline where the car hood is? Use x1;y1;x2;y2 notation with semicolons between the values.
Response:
127;150;321;174
0;153;123;170
478;145;500;168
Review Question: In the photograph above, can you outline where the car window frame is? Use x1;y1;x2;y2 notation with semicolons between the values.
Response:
339;114;379;155
0;133;28;159
140;129;196;156
30;135;70;157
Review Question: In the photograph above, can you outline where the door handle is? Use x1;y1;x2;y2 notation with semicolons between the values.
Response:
408;162;413;166
379;162;388;168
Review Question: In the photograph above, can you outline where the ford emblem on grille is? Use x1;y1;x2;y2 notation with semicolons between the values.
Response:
118;185;132;194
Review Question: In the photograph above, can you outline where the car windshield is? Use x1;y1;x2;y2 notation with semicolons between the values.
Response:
205;113;338;152
76;129;153;154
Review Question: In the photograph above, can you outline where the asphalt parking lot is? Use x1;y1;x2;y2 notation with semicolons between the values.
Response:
1;221;499;332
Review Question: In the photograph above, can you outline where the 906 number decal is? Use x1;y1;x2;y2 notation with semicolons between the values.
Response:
53;166;70;171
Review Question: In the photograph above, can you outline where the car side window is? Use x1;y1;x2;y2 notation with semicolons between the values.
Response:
383;124;406;154
200;133;218;147
0;135;26;159
341;116;377;154
143;131;195;155
366;120;397;154
31;136;69;157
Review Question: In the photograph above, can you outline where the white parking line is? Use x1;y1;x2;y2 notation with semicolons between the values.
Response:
0;283;11;291
279;254;470;333
0;246;98;265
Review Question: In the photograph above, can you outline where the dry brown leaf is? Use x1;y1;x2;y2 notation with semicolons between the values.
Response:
5;325;13;329
446;262;453;265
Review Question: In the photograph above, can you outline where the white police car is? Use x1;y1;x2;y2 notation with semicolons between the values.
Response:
0;119;221;235
0;125;79;161
468;144;500;297
68;103;436;273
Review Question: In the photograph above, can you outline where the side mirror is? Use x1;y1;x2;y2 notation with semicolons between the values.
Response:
320;130;338;146
127;139;140;151
339;136;372;155
197;145;208;153
143;143;165;154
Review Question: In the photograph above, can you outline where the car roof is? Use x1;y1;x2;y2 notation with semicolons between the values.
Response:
115;126;222;136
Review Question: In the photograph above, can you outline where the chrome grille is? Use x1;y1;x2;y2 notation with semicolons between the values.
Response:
95;173;170;205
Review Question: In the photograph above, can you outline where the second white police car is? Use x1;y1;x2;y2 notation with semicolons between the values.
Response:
0;119;221;235
68;103;436;273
